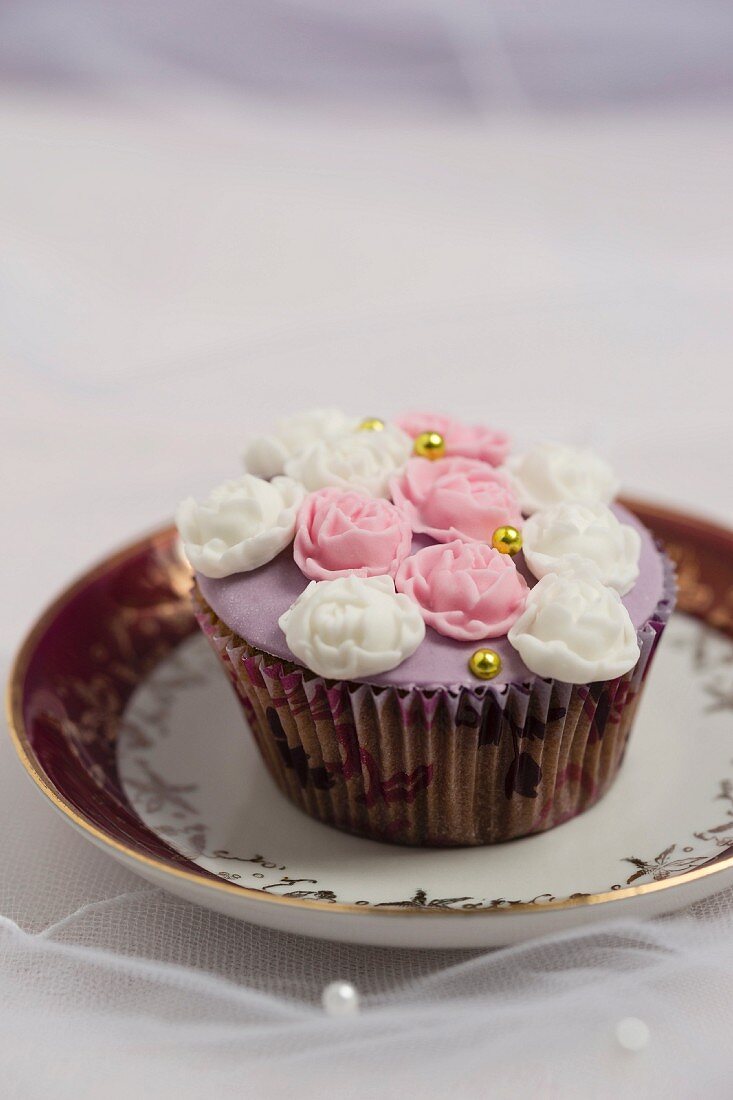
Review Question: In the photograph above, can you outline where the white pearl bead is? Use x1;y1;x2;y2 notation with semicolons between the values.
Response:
615;1016;650;1051
322;980;360;1017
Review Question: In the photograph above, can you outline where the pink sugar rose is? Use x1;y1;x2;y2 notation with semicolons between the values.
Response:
396;412;510;466
395;540;528;640
294;488;412;581
390;457;522;544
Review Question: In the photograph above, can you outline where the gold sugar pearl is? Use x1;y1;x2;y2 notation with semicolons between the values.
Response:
358;417;385;432
413;430;446;460
469;648;502;681
491;525;523;556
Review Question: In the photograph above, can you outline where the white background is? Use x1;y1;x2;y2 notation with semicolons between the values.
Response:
3;3;733;1096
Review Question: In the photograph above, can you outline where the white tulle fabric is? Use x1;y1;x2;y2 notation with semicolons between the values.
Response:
2;803;733;1100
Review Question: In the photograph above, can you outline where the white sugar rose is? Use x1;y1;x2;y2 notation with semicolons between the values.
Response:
507;570;640;684
279;574;425;679
509;443;618;515
522;502;641;595
243;408;358;480
284;424;412;498
176;474;304;578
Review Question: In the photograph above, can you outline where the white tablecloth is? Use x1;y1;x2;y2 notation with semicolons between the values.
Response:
4;14;733;1092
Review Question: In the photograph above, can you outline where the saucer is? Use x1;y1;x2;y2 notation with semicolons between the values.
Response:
8;501;733;948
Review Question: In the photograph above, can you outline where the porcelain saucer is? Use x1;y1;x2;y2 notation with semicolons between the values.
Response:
8;502;733;948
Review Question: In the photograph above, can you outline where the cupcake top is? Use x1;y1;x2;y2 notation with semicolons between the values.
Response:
178;410;666;689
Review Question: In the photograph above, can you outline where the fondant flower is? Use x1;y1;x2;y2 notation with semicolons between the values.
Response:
176;474;304;578
279;574;425;679
508;443;618;515
395;540;528;640
294;488;412;581
522;501;641;595
243;407;357;480
390;457;522;543
285;424;412;498
396;411;510;466
507;568;640;683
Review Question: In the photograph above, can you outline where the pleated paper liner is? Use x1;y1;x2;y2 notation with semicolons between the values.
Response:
192;553;675;847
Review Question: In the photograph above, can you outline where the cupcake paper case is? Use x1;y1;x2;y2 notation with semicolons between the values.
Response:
179;411;676;847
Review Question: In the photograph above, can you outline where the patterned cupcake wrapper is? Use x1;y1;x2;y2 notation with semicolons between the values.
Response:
192;553;675;847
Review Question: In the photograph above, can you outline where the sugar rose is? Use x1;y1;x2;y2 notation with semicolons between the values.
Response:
522;501;641;595
294;488;412;581
279;574;425;680
390;457;522;543
243;407;357;480
509;443;618;515
507;569;640;683
395;540;528;640
176;474;304;578
285;424;411;498
396;412;509;466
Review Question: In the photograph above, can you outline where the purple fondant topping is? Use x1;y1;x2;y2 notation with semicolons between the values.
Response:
196;504;665;691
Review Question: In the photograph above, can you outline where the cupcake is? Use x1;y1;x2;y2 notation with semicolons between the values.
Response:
176;411;675;847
